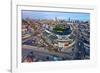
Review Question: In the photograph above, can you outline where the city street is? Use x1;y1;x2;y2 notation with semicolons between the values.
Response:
22;11;90;62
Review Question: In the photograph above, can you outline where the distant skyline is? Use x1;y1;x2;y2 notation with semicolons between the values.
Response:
22;10;90;21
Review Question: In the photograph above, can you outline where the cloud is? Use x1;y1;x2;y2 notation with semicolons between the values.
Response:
22;10;90;21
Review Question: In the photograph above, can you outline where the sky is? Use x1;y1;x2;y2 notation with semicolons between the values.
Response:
22;10;90;21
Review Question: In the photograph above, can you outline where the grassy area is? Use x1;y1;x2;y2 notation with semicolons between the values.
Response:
53;24;65;33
